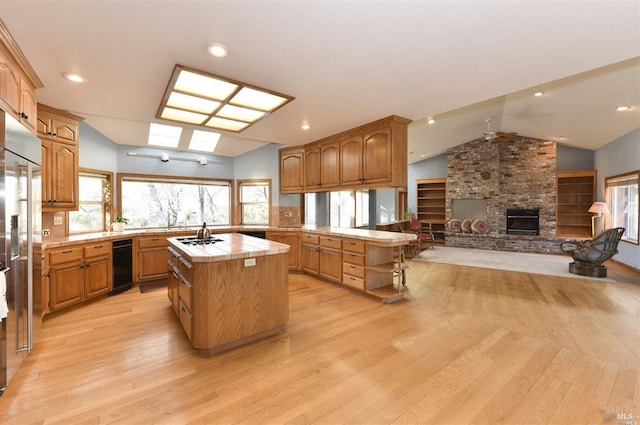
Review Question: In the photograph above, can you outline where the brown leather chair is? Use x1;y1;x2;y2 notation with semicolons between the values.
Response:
560;227;625;277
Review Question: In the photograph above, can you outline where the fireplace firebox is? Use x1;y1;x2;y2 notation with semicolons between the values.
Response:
506;208;540;236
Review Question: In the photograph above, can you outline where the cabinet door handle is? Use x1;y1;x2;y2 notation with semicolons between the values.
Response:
62;250;73;254
94;245;103;249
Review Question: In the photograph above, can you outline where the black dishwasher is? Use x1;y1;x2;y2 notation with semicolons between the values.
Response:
110;238;133;295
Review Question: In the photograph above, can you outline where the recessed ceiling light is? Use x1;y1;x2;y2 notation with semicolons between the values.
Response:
206;42;229;58
301;123;311;130
534;91;544;97
616;105;631;112
427;118;435;125
61;72;88;83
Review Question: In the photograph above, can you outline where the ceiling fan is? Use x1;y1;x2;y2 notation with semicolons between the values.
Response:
483;118;517;142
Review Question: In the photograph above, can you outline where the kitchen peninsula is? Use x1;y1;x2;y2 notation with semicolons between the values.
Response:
166;233;290;356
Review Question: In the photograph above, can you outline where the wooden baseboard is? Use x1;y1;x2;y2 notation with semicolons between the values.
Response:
610;258;640;275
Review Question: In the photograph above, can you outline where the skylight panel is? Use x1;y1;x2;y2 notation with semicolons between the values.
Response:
148;123;182;148
189;130;220;152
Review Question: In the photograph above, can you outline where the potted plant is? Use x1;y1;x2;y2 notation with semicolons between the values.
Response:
112;217;129;232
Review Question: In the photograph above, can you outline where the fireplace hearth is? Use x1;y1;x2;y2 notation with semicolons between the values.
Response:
506;208;540;236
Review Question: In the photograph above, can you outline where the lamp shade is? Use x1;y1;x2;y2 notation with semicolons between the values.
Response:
588;202;610;214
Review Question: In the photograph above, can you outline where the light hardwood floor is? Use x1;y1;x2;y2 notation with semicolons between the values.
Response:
1;258;639;424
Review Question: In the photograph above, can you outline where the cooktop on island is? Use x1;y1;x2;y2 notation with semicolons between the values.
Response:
176;236;224;246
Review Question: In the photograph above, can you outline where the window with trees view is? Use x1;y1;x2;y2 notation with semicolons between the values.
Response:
606;171;639;244
238;180;270;225
119;174;231;228
69;169;112;234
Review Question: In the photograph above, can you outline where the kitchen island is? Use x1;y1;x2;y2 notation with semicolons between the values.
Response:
166;233;290;355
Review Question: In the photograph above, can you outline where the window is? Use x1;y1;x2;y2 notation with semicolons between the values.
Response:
304;193;317;225
605;171;639;244
238;180;271;225
69;169;112;234
119;174;231;228
329;190;369;228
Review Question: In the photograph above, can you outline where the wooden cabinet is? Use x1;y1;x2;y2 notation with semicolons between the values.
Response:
300;231;408;303
338;116;411;189
304;145;321;191
279;147;304;193
83;243;112;298
135;236;169;282
266;231;300;270
37;104;80;145
167;247;193;339
0;37;41;134
48;246;84;311
38;104;83;211
300;233;320;274
278;115;411;194
320;140;340;188
556;170;596;238
319;236;342;282
41;139;79;210
47;241;112;312
416;178;447;244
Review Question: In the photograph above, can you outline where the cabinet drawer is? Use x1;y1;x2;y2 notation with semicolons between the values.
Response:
320;236;341;250
301;233;319;245
343;251;365;266
179;299;193;341
137;237;167;248
343;262;365;278
168;247;180;268
178;277;192;311
49;246;83;265
343;274;365;291
343;239;365;254
178;257;193;282
83;242;111;258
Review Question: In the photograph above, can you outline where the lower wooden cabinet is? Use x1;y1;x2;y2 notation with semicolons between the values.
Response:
266;231;300;270
319;236;342;282
300;233;320;274
136;236;169;282
47;242;112;312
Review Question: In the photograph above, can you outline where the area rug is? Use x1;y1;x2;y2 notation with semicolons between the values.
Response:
411;246;615;281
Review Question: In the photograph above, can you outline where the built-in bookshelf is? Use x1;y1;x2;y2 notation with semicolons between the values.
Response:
416;178;447;244
556;170;596;237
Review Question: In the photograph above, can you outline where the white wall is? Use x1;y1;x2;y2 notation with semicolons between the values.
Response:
594;127;640;270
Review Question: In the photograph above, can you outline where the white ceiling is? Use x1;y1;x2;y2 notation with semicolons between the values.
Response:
1;1;639;163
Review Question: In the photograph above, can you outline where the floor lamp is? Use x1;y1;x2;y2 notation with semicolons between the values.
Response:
588;202;610;237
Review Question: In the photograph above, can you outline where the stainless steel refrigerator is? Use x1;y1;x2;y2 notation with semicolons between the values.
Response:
0;112;41;394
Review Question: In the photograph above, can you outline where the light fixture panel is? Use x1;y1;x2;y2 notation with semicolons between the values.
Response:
167;92;220;114
174;69;238;100
217;104;266;122
205;116;250;132
189;129;220;152
230;87;288;111
157;65;294;133
148;123;182;148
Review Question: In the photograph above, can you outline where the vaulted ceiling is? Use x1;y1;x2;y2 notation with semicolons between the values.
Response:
1;1;638;163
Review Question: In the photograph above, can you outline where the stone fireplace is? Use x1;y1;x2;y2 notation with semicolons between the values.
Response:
445;136;563;253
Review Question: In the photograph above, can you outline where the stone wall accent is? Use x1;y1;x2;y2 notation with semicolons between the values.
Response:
446;136;557;237
445;232;579;254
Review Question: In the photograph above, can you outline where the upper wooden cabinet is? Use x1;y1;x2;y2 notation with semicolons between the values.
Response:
37;103;81;145
304;145;321;191
280;147;304;193
320;140;340;188
38;104;83;211
279;115;411;193
0;22;43;134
